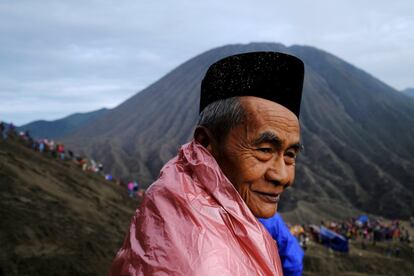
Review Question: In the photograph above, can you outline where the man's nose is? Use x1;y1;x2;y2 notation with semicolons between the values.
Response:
265;155;290;187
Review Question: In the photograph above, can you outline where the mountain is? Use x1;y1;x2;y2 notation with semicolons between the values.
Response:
62;43;414;220
402;88;414;97
0;138;137;275
18;108;109;140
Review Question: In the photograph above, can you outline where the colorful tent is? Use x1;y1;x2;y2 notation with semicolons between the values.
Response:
357;215;369;224
319;226;349;253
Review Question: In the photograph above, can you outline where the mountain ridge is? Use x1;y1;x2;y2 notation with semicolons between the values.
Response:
62;42;414;219
402;87;414;97
18;108;109;140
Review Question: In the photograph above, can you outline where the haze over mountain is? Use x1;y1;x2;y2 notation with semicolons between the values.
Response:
63;43;414;220
18;108;109;140
402;88;414;97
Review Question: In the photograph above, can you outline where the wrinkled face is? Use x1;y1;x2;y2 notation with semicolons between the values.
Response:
213;96;301;218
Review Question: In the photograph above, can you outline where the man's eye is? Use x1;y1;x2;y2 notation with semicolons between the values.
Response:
258;148;272;153
284;150;297;159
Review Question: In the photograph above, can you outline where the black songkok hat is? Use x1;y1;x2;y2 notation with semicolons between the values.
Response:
200;51;305;117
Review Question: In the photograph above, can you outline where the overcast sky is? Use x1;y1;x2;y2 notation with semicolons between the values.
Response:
1;0;413;125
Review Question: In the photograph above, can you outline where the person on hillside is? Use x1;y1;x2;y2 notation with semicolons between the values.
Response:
38;140;45;153
111;52;305;275
90;159;98;172
42;138;49;153
68;150;74;160
0;121;5;140
133;181;139;193
22;130;35;149
57;144;65;160
23;130;31;141
7;123;16;139
48;139;54;150
49;140;57;158
82;159;88;171
127;182;135;198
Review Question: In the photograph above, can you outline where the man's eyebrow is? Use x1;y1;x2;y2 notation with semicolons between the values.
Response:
253;131;303;152
253;131;283;149
289;142;304;152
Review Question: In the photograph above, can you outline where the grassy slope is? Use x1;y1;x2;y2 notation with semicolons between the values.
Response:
304;238;414;276
0;139;137;276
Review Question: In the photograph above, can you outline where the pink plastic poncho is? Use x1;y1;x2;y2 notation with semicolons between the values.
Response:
110;140;283;275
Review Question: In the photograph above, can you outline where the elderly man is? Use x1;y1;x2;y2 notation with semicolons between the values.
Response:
111;52;304;275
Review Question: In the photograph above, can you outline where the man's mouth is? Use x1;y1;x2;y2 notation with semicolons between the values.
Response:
254;191;281;204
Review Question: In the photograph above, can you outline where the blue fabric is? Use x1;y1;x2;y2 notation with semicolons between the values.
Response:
259;214;304;276
319;226;349;253
357;215;369;224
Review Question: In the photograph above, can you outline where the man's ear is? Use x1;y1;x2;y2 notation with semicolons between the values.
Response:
194;126;215;154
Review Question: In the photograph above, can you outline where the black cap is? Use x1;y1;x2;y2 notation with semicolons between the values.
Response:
200;51;304;117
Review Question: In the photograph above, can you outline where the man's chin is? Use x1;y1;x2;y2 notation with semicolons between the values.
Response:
253;204;278;219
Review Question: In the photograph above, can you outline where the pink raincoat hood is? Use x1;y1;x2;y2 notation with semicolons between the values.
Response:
110;140;283;275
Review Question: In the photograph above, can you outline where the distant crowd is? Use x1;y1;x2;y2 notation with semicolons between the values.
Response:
320;217;412;244
287;215;413;257
0;121;145;200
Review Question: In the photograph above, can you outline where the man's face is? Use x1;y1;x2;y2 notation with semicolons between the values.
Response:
213;96;301;218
